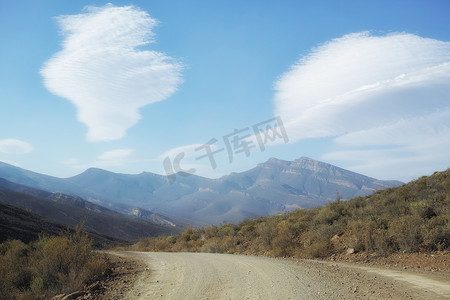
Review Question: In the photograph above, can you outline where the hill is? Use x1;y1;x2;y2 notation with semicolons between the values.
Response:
0;202;123;248
0;178;178;242
0;157;402;224
133;169;449;259
0;162;177;226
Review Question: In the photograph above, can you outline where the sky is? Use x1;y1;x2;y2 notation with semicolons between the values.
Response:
1;0;450;183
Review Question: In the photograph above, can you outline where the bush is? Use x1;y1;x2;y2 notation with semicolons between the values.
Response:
389;215;423;252
0;225;109;299
422;213;450;251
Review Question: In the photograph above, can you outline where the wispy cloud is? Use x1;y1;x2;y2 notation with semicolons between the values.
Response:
41;4;182;141
0;139;34;154
323;111;450;180
62;148;134;171
97;148;133;163
274;32;450;180
61;158;81;166
159;143;228;178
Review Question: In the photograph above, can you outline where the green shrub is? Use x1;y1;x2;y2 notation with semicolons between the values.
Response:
30;276;45;296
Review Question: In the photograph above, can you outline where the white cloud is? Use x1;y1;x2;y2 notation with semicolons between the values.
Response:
97;148;133;162
274;32;450;180
41;5;182;141
0;139;34;154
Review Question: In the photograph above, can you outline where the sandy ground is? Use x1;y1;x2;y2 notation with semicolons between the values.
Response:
97;251;450;300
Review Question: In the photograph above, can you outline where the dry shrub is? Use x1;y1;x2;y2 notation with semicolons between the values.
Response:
301;237;332;258
372;228;390;256
314;202;344;225
200;236;236;253
269;221;296;257
0;240;33;297
201;238;220;253
80;254;109;283
255;221;275;250
133;238;152;251
409;200;437;219
203;225;219;239
299;227;334;258
389;215;423;252
0;225;108;299
422;213;450;251
154;237;172;251
180;228;201;242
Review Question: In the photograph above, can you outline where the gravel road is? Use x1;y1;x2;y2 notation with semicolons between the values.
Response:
113;251;450;300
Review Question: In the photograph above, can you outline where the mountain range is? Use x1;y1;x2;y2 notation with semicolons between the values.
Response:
0;157;403;225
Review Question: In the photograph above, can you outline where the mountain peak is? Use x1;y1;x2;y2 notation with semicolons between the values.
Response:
265;156;319;164
266;157;289;164
256;157;291;169
83;167;110;173
295;156;316;162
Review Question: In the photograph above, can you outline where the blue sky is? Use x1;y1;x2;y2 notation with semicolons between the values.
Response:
1;0;450;182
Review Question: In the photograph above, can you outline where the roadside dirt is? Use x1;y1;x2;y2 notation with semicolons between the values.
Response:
73;252;148;300
329;251;450;271
96;251;450;300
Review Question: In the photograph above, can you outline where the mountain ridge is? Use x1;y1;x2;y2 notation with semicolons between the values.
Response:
0;157;403;224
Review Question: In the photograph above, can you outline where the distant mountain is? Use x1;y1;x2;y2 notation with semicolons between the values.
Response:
0;178;178;241
0;157;403;225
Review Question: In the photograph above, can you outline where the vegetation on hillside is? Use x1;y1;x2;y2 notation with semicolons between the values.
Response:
0;225;109;300
131;169;450;258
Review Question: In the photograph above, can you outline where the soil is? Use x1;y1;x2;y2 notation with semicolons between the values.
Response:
329;250;450;271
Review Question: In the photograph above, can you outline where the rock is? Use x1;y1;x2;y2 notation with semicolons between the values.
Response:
347;248;355;254
330;234;341;243
66;292;84;299
62;291;86;299
87;281;101;291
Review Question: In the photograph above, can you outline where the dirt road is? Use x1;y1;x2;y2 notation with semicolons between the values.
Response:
112;251;450;299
